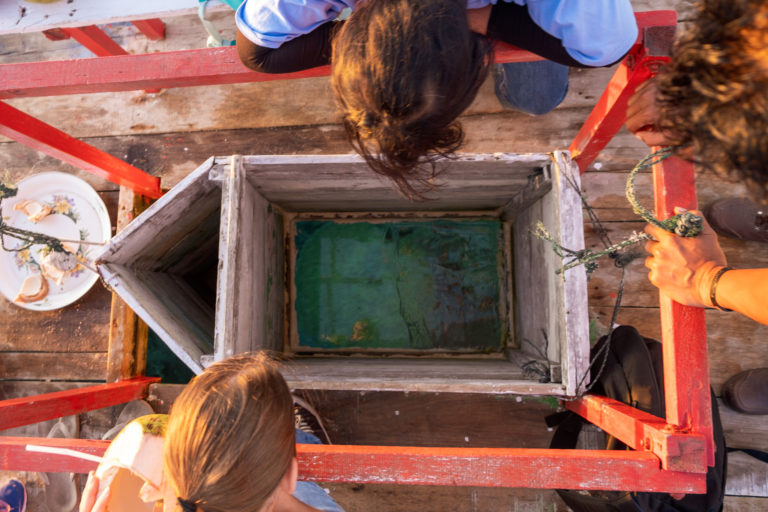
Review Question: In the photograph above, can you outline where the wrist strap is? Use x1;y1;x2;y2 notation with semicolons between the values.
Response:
709;266;733;312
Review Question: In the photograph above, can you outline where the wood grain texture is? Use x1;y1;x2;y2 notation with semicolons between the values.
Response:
726;451;768;497
719;399;768;453
0;284;111;352
512;154;590;394
724;496;768;511
150;385;560;447
324;484;571;512
106;186;152;382
215;156;285;359
239;153;550;212
98;264;212;374
282;358;565;395
0;352;106;381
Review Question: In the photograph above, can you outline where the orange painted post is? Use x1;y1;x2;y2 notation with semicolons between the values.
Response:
652;155;715;467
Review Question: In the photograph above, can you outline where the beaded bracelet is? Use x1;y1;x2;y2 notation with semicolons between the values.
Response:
709;266;733;312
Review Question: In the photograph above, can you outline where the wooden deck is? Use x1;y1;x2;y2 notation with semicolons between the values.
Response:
2;1;768;509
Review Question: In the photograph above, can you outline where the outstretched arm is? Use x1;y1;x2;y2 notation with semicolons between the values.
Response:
644;209;768;325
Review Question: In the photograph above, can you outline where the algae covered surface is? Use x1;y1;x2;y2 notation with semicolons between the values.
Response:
294;219;504;351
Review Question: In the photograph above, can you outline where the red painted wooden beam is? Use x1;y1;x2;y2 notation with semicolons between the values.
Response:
132;19;166;41
297;445;706;492
0;47;328;99
0;437;109;474
566;394;707;473
0;11;673;100
568;11;677;173
60;25;129;57
0;377;160;432
652;155;714;467
0;438;705;493
0;101;162;198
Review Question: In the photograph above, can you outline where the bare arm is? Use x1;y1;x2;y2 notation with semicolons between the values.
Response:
466;5;491;35
709;267;768;325
644;210;768;325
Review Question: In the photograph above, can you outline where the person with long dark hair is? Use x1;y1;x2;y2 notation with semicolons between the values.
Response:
236;0;637;197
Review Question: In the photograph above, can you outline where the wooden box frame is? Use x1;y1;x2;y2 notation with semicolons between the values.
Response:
96;152;589;396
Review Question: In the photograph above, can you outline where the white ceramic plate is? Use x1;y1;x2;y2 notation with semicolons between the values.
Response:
0;172;112;311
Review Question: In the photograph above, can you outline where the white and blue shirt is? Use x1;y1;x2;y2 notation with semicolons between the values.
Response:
236;0;638;67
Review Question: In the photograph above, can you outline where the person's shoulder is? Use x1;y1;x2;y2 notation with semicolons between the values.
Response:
526;0;638;66
237;0;356;49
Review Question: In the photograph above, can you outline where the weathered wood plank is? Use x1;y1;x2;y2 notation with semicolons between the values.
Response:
214;156;285;360
726;451;768;498
283;359;565;395
327;484;571;512
0;353;107;381
0;284;111;353
724;496;768;512
106;186;152;382
719;400;768;453
149;385;560;448
512;155;589;394
98;264;213;375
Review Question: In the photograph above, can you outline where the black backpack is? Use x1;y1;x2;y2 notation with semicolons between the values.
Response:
548;325;726;512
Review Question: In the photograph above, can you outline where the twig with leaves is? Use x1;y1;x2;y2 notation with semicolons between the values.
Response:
534;148;703;275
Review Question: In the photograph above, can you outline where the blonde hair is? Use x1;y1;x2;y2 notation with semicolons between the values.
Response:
163;352;295;512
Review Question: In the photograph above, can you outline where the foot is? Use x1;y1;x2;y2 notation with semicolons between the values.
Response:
722;368;768;414
0;479;26;512
293;395;332;445
704;198;768;243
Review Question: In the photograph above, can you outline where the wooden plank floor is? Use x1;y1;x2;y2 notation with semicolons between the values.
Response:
2;1;767;510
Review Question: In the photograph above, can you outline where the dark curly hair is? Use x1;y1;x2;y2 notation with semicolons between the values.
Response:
331;0;492;199
656;0;768;200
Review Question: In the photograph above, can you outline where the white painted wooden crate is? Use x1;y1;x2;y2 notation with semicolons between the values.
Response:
96;152;589;395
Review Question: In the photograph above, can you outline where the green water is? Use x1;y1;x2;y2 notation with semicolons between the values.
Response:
294;219;504;351
146;329;196;384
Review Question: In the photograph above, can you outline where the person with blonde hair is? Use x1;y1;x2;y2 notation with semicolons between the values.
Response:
80;353;343;512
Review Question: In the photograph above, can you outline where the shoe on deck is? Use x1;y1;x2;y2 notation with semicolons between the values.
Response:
722;368;768;414
0;478;26;512
704;197;768;243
